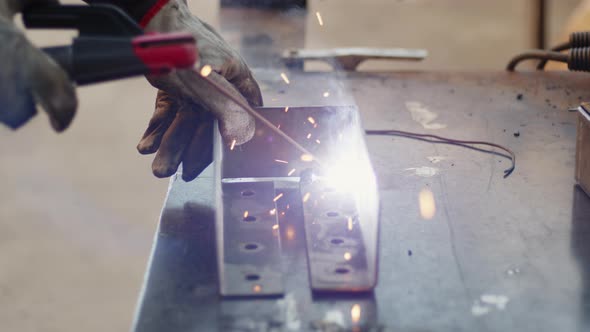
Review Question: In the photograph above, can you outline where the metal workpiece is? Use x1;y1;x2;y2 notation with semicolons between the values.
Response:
218;181;283;296
134;173;380;332
299;170;378;292
218;106;362;179
215;106;380;295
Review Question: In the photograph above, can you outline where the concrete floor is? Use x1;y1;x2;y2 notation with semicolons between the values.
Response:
0;1;581;331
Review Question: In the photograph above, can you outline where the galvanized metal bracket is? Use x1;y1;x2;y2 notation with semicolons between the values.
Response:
218;181;283;296
299;172;373;291
214;106;379;296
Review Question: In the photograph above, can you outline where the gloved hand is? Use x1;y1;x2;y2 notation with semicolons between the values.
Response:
135;0;263;181
0;0;77;131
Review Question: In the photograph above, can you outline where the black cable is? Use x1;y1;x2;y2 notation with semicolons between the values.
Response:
567;47;590;72
365;129;516;178
507;50;568;71
536;41;571;70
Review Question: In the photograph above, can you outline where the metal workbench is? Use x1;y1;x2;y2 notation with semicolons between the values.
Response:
132;7;590;332
132;70;590;332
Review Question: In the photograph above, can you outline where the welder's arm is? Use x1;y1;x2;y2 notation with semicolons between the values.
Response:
0;0;77;131
85;0;263;181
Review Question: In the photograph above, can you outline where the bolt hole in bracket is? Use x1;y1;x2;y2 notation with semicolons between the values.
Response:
243;215;257;222
241;190;255;197
216;180;283;296
214;106;379;296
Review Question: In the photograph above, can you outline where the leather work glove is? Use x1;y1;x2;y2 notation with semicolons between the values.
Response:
0;0;77;131
131;0;263;181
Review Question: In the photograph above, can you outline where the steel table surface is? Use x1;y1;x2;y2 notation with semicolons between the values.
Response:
133;71;590;332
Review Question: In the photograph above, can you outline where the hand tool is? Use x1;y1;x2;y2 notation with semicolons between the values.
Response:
23;4;198;85
283;47;428;71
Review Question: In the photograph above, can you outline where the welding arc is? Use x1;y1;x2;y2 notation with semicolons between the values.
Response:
365;129;516;178
180;69;321;166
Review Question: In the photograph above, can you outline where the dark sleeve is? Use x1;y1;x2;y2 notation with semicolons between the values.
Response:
82;0;160;22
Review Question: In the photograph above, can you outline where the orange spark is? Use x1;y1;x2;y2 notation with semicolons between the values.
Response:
230;139;236;151
269;208;277;215
286;225;296;240
348;217;353;231
280;72;290;84
273;193;284;202
419;188;436;220
272;224;279;230
275;159;288;164
323;91;330;97
344;252;352;261
351;304;361;324
288;168;296;176
315;139;321;144
307;117;316;124
243;211;249;218
307;133;312;139
302;192;311;203
284;106;289;113
315;11;324;26
200;65;212;77
301;154;314;162
253;285;262;293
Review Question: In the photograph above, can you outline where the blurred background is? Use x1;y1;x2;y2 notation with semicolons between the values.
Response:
0;0;585;331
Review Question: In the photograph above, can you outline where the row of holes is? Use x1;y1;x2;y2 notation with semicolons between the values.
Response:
241;189;262;286
239;189;350;284
242;190;341;217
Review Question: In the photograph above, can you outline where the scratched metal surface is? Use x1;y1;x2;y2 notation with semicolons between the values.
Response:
133;71;590;332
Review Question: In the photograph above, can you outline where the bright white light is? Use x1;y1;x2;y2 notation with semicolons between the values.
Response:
200;65;212;77
316;11;324;26
419;189;436;220
323;159;376;195
351;304;361;323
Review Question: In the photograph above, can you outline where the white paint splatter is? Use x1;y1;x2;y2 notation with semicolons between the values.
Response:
471;303;492;316
506;268;520;276
427;156;447;164
277;293;301;331
322;310;345;327
481;294;510;310
406;101;447;130
405;166;440;177
471;294;510;317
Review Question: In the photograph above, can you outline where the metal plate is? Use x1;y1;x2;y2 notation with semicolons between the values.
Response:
218;181;283;296
299;173;373;291
220;106;359;179
215;106;380;293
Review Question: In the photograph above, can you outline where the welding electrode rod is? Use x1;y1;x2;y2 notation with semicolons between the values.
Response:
193;69;321;165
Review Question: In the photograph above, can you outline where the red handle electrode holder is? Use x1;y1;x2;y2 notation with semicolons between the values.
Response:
24;4;198;85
